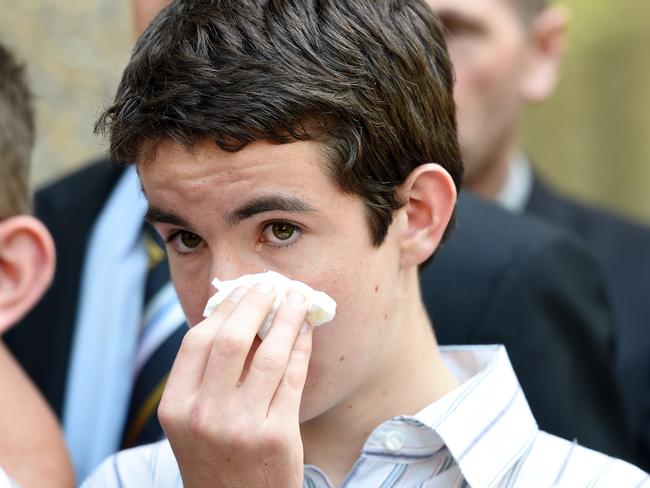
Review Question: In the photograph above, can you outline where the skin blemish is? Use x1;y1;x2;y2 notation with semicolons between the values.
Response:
255;241;263;253
374;285;379;292
339;356;345;362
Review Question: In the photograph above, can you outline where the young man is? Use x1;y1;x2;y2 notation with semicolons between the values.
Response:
0;42;74;487
84;0;645;485
423;0;650;464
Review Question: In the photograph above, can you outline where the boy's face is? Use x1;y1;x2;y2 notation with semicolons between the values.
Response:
140;138;409;420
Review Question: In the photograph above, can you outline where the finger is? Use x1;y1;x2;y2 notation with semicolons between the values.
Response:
199;282;277;397
163;287;248;401
268;320;313;420
243;290;309;414
207;285;250;320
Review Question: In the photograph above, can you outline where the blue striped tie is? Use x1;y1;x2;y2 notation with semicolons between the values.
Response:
121;225;187;448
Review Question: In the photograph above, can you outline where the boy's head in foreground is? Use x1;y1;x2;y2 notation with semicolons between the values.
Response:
97;0;462;420
0;43;55;334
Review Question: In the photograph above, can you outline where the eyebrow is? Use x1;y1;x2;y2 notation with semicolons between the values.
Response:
224;195;316;227
145;206;192;228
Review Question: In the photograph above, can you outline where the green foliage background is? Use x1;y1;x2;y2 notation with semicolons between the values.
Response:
0;0;648;224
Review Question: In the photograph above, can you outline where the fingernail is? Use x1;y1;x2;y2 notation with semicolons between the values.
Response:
255;281;274;294
300;321;311;334
287;290;305;308
229;287;248;303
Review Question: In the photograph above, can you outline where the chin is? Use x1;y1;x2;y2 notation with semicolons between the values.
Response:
297;376;337;424
298;398;330;424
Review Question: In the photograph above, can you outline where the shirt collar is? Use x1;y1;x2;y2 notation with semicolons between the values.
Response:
360;345;539;487
496;155;534;213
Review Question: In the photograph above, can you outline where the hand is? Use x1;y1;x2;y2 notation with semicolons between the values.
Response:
158;282;312;488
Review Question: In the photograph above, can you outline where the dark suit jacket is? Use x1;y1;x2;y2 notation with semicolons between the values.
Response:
422;193;634;462
5;164;634;464
526;177;650;466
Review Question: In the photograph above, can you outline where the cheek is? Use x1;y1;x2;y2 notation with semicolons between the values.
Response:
298;240;386;328
453;29;524;107
454;53;507;113
300;278;394;418
301;238;398;382
453;41;524;162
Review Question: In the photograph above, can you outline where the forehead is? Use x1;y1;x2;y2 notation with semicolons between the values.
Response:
137;138;339;209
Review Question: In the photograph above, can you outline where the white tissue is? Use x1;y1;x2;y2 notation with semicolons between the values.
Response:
202;270;337;339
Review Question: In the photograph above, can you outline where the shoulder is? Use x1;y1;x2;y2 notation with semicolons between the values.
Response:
434;191;593;280
528;177;650;252
423;193;603;341
81;440;179;488
527;178;650;319
514;432;648;487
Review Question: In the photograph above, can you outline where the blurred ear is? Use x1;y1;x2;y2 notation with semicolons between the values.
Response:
520;5;569;103
0;216;55;334
398;164;457;268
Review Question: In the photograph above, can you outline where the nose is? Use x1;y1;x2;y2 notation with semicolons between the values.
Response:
209;244;263;283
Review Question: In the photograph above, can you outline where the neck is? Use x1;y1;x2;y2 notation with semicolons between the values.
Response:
465;137;520;201
300;269;459;487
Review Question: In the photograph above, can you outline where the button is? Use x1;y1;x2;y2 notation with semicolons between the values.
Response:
384;431;404;452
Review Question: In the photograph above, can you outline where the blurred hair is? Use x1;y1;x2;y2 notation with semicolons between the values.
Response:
0;41;34;218
97;0;463;246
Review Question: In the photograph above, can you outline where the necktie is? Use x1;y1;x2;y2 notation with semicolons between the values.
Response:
121;225;187;448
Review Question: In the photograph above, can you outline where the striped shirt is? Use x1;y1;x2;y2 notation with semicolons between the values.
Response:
82;345;648;487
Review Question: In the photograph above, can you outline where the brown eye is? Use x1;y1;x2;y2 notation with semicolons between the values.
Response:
272;222;296;241
171;231;204;255
261;221;302;249
180;231;202;248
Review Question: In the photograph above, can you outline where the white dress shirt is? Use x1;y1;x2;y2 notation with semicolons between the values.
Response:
82;345;648;487
495;155;534;214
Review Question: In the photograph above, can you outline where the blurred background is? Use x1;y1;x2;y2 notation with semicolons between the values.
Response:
0;0;648;224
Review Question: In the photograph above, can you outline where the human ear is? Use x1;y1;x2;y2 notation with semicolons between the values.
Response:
520;5;569;103
0;216;55;333
398;164;457;268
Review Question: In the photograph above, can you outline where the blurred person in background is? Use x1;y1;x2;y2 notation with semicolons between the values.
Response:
425;0;650;467
0;41;74;488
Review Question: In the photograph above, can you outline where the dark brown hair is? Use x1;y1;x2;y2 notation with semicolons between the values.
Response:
0;41;34;218
97;0;463;245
